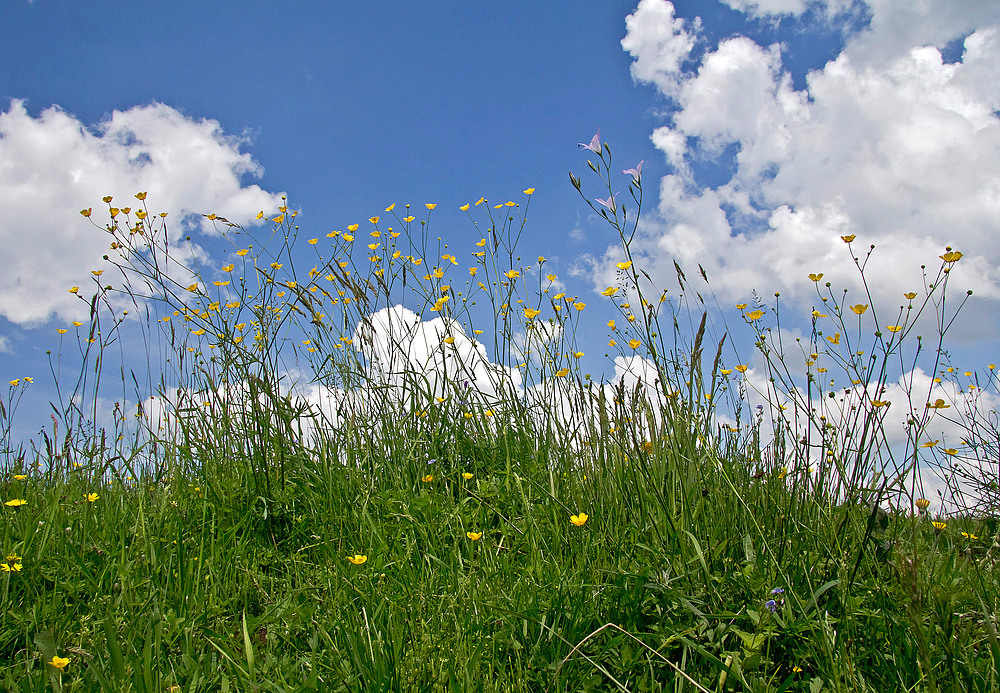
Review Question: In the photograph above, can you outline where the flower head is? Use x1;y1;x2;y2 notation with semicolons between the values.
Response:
466;532;482;541
578;130;601;153
622;161;643;182
50;656;70;669
570;513;588;527
4;499;26;507
347;554;368;565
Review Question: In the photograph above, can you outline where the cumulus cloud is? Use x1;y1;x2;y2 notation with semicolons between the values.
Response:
0;99;284;328
615;0;1000;329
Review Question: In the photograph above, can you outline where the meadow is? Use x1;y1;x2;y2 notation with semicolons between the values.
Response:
1;139;998;691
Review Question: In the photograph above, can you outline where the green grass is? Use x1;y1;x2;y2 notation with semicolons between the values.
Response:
1;143;998;691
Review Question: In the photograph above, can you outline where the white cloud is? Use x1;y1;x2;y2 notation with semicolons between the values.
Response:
0;100;284;328
615;0;1000;324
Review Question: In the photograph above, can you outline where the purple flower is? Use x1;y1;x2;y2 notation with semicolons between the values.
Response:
623;161;643;182
765;599;777;613
595;194;616;212
578;130;601;153
771;587;785;595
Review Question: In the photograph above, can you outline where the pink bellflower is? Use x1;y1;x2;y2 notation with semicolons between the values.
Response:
578;130;601;153
623;161;643;182
595;194;617;212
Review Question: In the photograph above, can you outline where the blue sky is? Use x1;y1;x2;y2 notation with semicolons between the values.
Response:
2;0;999;462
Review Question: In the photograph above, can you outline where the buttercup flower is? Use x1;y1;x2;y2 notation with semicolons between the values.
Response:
466;532;482;541
50;656;70;669
4;499;26;507
347;555;367;565
570;513;588;527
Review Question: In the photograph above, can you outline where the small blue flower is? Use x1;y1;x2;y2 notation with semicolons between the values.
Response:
771;587;785;595
765;599;777;613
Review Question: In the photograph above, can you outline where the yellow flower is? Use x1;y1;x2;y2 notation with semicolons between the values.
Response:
570;513;588;527
236;249;250;256
841;234;856;243
466;532;483;541
720;369;733;376
8;379;18;387
13;475;26;481
735;303;747;310
826;333;841;345
746;310;764;321
574;302;586;311
961;531;978;540
4;499;27;507
85;493;99;502
369;216;380;224
871;400;888;408
886;325;902;332
629;339;641;349
524;188;535;195
904;292;917;300
425;203;437;210
942;448;958;456
849;304;868;315
462;472;474;480
600;287;618;297
735;365;748;373
808;273;824;282
347;554;368;565
443;337;455;344
422;474;433;483
554;368;570;378
49;656;70;670
926;398;950;409
616;261;632;270
524;308;540;319
940;250;963;263
80;208;93;217
812;310;828;318
915;498;930;511
505;270;520;279
68;286;79;294
932;521;946;530
921;440;939;448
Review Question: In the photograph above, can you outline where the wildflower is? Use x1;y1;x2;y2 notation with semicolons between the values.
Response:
771;587;785;595
68;287;79;294
347;555;367;565
932;521;946;530
720;369;733;376
555;368;570;378
623;161;643;182
80;208;92;217
926;399;950;409
607;319;616;330
765;600;778;613
524;308;540;319
841;234;856;243
600;287;618;297
915;498;930;511
524;188;535;195
85;493;99;502
425;203;437;210
886;325;902;332
505;270;520;279
746;310;764;321
570;513;588;527
628;339;641;349
466;532;482;541
422;474;433;483
578;130;601;152
735;365;748;373
921;440;939;448
940;250;963;263
4;499;26;507
595;195;616;211
961;531;978;540
808;273;824;282
904;292;917;300
462;472;473;480
574;302;586;311
616;261;632;270
13;475;26;481
826;333;841;345
50;656;70;670
850;304;868;315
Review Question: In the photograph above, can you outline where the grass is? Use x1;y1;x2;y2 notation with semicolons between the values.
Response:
1;140;998;691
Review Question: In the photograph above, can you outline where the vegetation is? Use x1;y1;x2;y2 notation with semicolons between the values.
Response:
1;136;997;691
